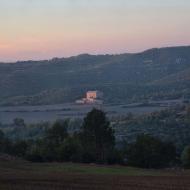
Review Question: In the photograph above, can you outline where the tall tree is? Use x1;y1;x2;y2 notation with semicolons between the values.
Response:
81;108;115;163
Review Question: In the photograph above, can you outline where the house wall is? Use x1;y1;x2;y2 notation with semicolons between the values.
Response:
86;91;97;99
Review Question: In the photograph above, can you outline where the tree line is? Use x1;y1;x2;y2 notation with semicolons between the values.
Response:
0;108;190;169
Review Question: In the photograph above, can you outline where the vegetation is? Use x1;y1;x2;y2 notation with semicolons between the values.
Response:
0;46;190;106
181;146;190;169
2;107;190;169
81;109;115;163
125;134;176;168
113;104;190;152
1;161;190;190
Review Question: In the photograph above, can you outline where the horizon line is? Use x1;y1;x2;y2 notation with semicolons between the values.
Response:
1;45;190;64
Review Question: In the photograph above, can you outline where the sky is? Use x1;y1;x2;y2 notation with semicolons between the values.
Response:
0;0;190;62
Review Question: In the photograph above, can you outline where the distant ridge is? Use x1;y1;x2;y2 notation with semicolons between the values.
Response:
0;45;190;106
1;45;190;64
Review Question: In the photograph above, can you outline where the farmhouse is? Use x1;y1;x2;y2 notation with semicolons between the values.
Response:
76;90;103;104
86;91;103;100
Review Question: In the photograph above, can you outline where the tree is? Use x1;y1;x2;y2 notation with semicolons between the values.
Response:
58;136;82;162
45;120;68;146
12;140;28;157
0;130;13;154
31;120;69;161
0;130;5;152
26;140;44;162
186;106;190;123
0;130;4;139
13;118;25;127
181;146;190;169
126;134;176;168
81;108;115;163
187;106;190;115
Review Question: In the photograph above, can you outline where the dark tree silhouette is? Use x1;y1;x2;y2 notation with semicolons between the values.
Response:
45;120;68;146
81;108;115;163
181;146;190;169
126;134;176;168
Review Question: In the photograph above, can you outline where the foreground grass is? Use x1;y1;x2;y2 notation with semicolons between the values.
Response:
0;160;189;176
0;161;190;190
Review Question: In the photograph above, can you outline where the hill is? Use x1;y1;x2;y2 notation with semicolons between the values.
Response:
0;46;190;106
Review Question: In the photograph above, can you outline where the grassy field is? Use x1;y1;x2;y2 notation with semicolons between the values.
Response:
0;160;190;190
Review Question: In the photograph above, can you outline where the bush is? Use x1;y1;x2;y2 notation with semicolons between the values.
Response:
181;146;190;169
125;134;176;168
58;137;82;162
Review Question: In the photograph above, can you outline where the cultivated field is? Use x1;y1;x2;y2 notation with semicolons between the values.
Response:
0;161;190;190
0;102;166;124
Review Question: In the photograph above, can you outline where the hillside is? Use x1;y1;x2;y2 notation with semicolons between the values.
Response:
0;46;190;106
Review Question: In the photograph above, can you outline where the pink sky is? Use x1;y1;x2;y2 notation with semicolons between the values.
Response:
0;0;190;62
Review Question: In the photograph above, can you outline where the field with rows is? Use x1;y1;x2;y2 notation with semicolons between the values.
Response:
0;160;190;190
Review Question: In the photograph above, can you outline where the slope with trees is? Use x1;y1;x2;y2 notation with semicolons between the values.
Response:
0;46;190;105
